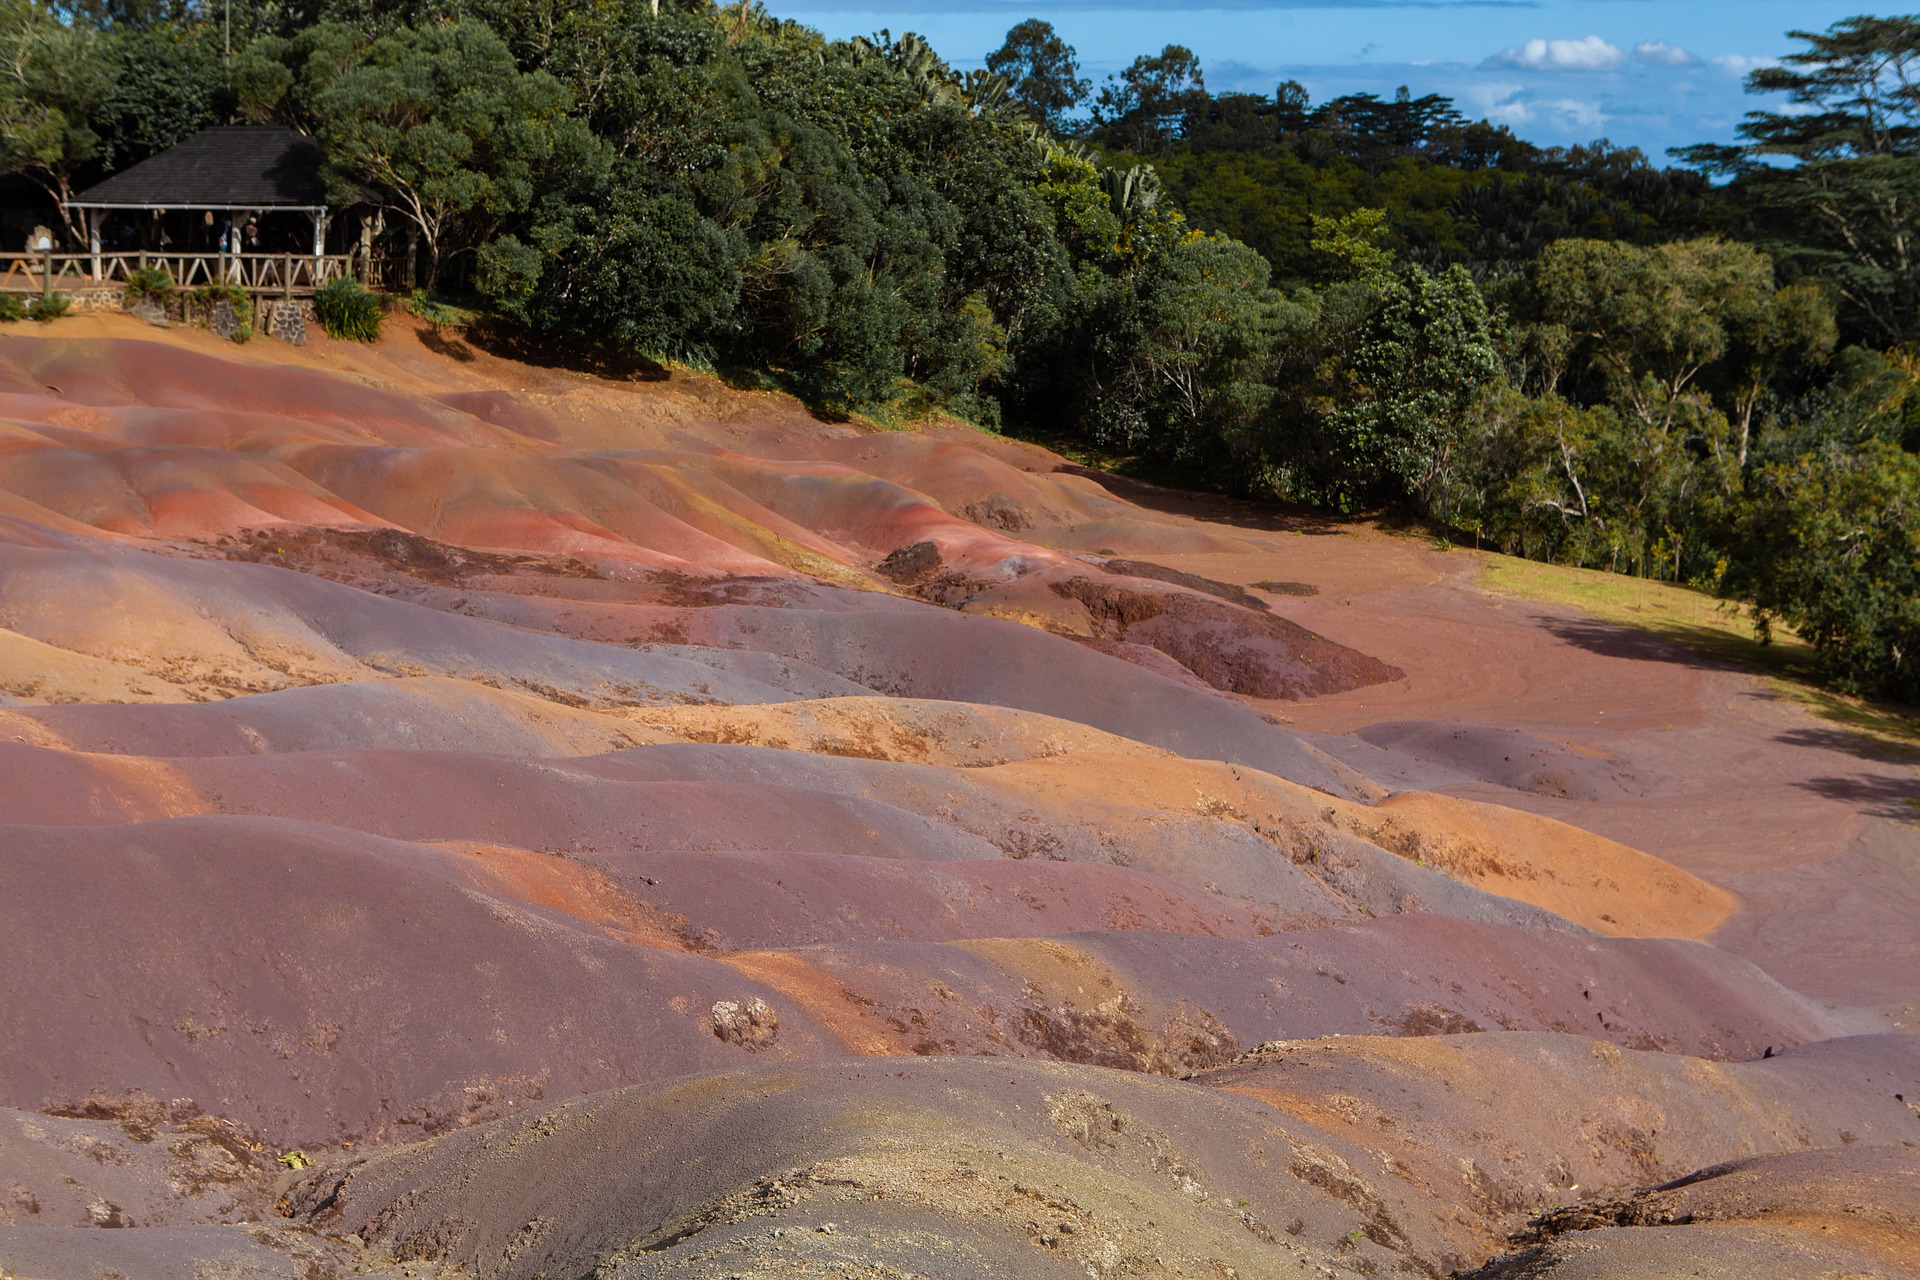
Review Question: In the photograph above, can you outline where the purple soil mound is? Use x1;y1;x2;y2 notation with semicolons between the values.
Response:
1051;575;1405;699
1462;1144;1920;1277
285;1038;1917;1280
1100;557;1274;610
717;917;1851;1068
1340;720;1651;799
15;677;644;758
0;816;847;1144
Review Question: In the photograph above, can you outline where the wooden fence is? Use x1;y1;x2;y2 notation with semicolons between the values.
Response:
0;251;359;296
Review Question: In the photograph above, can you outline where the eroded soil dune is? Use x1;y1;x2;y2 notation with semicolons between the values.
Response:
0;317;1912;1280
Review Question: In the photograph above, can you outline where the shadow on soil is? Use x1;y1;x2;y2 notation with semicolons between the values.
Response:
1774;724;1920;763
1765;688;1920;761
1537;614;1752;673
1538;615;1920;769
418;327;478;364
1052;465;1345;535
1794;771;1920;822
464;320;672;382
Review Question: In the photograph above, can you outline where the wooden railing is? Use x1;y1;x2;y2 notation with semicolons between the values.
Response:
0;252;357;295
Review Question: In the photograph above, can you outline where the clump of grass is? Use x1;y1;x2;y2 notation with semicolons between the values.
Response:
194;283;253;342
124;264;176;305
316;277;384;342
1474;552;1812;675
407;288;482;334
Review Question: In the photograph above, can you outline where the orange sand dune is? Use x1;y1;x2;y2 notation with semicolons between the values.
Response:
1351;790;1737;938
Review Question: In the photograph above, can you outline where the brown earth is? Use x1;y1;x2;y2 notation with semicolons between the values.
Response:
0;314;1911;1279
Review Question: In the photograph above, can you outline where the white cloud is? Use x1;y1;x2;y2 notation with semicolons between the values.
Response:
1455;81;1533;126
1712;53;1779;75
1485;35;1628;73
1633;41;1698;68
1541;97;1608;130
1452;83;1609;133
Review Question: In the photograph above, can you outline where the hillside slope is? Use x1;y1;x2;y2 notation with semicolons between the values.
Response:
0;315;1912;1279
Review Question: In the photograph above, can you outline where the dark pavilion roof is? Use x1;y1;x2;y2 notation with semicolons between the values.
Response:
71;126;329;210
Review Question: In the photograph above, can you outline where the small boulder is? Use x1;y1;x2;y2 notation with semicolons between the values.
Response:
710;997;780;1051
877;541;942;584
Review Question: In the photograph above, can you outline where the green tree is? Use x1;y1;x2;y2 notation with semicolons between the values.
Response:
1316;86;1464;168
91;23;228;172
1321;263;1500;510
1532;237;1774;438
0;0;111;239
479;184;747;362
1716;281;1839;464
1090;44;1206;157
244;20;575;289
985;19;1087;133
1680;16;1920;345
1309;206;1394;284
1255;216;1498;511
1510;237;1788;576
1121;229;1293;458
1729;440;1920;700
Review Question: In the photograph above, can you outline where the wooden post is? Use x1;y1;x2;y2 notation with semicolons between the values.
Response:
88;210;102;283
283;254;292;301
42;251;52;303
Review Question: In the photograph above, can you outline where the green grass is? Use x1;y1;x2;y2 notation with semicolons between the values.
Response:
1470;550;1920;756
1769;682;1920;761
1472;552;1812;672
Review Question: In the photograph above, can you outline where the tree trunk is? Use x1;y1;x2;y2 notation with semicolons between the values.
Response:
402;223;419;292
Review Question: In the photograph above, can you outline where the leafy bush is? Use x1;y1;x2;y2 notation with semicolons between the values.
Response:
194;282;253;342
28;292;69;322
1728;441;1920;702
314;276;383;342
123;265;176;304
0;293;23;322
407;288;458;330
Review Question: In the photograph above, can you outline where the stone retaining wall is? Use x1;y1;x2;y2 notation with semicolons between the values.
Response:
25;286;318;338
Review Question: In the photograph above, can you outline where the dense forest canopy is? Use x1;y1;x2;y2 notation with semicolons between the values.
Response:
2;1;1917;702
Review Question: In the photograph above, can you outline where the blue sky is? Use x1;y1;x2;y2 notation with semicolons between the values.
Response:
770;0;1868;159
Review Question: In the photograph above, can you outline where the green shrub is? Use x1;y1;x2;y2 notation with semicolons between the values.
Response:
28;292;69;322
0;293;23;322
194;282;253;342
315;276;383;342
407;287;458;330
124;265;176;304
